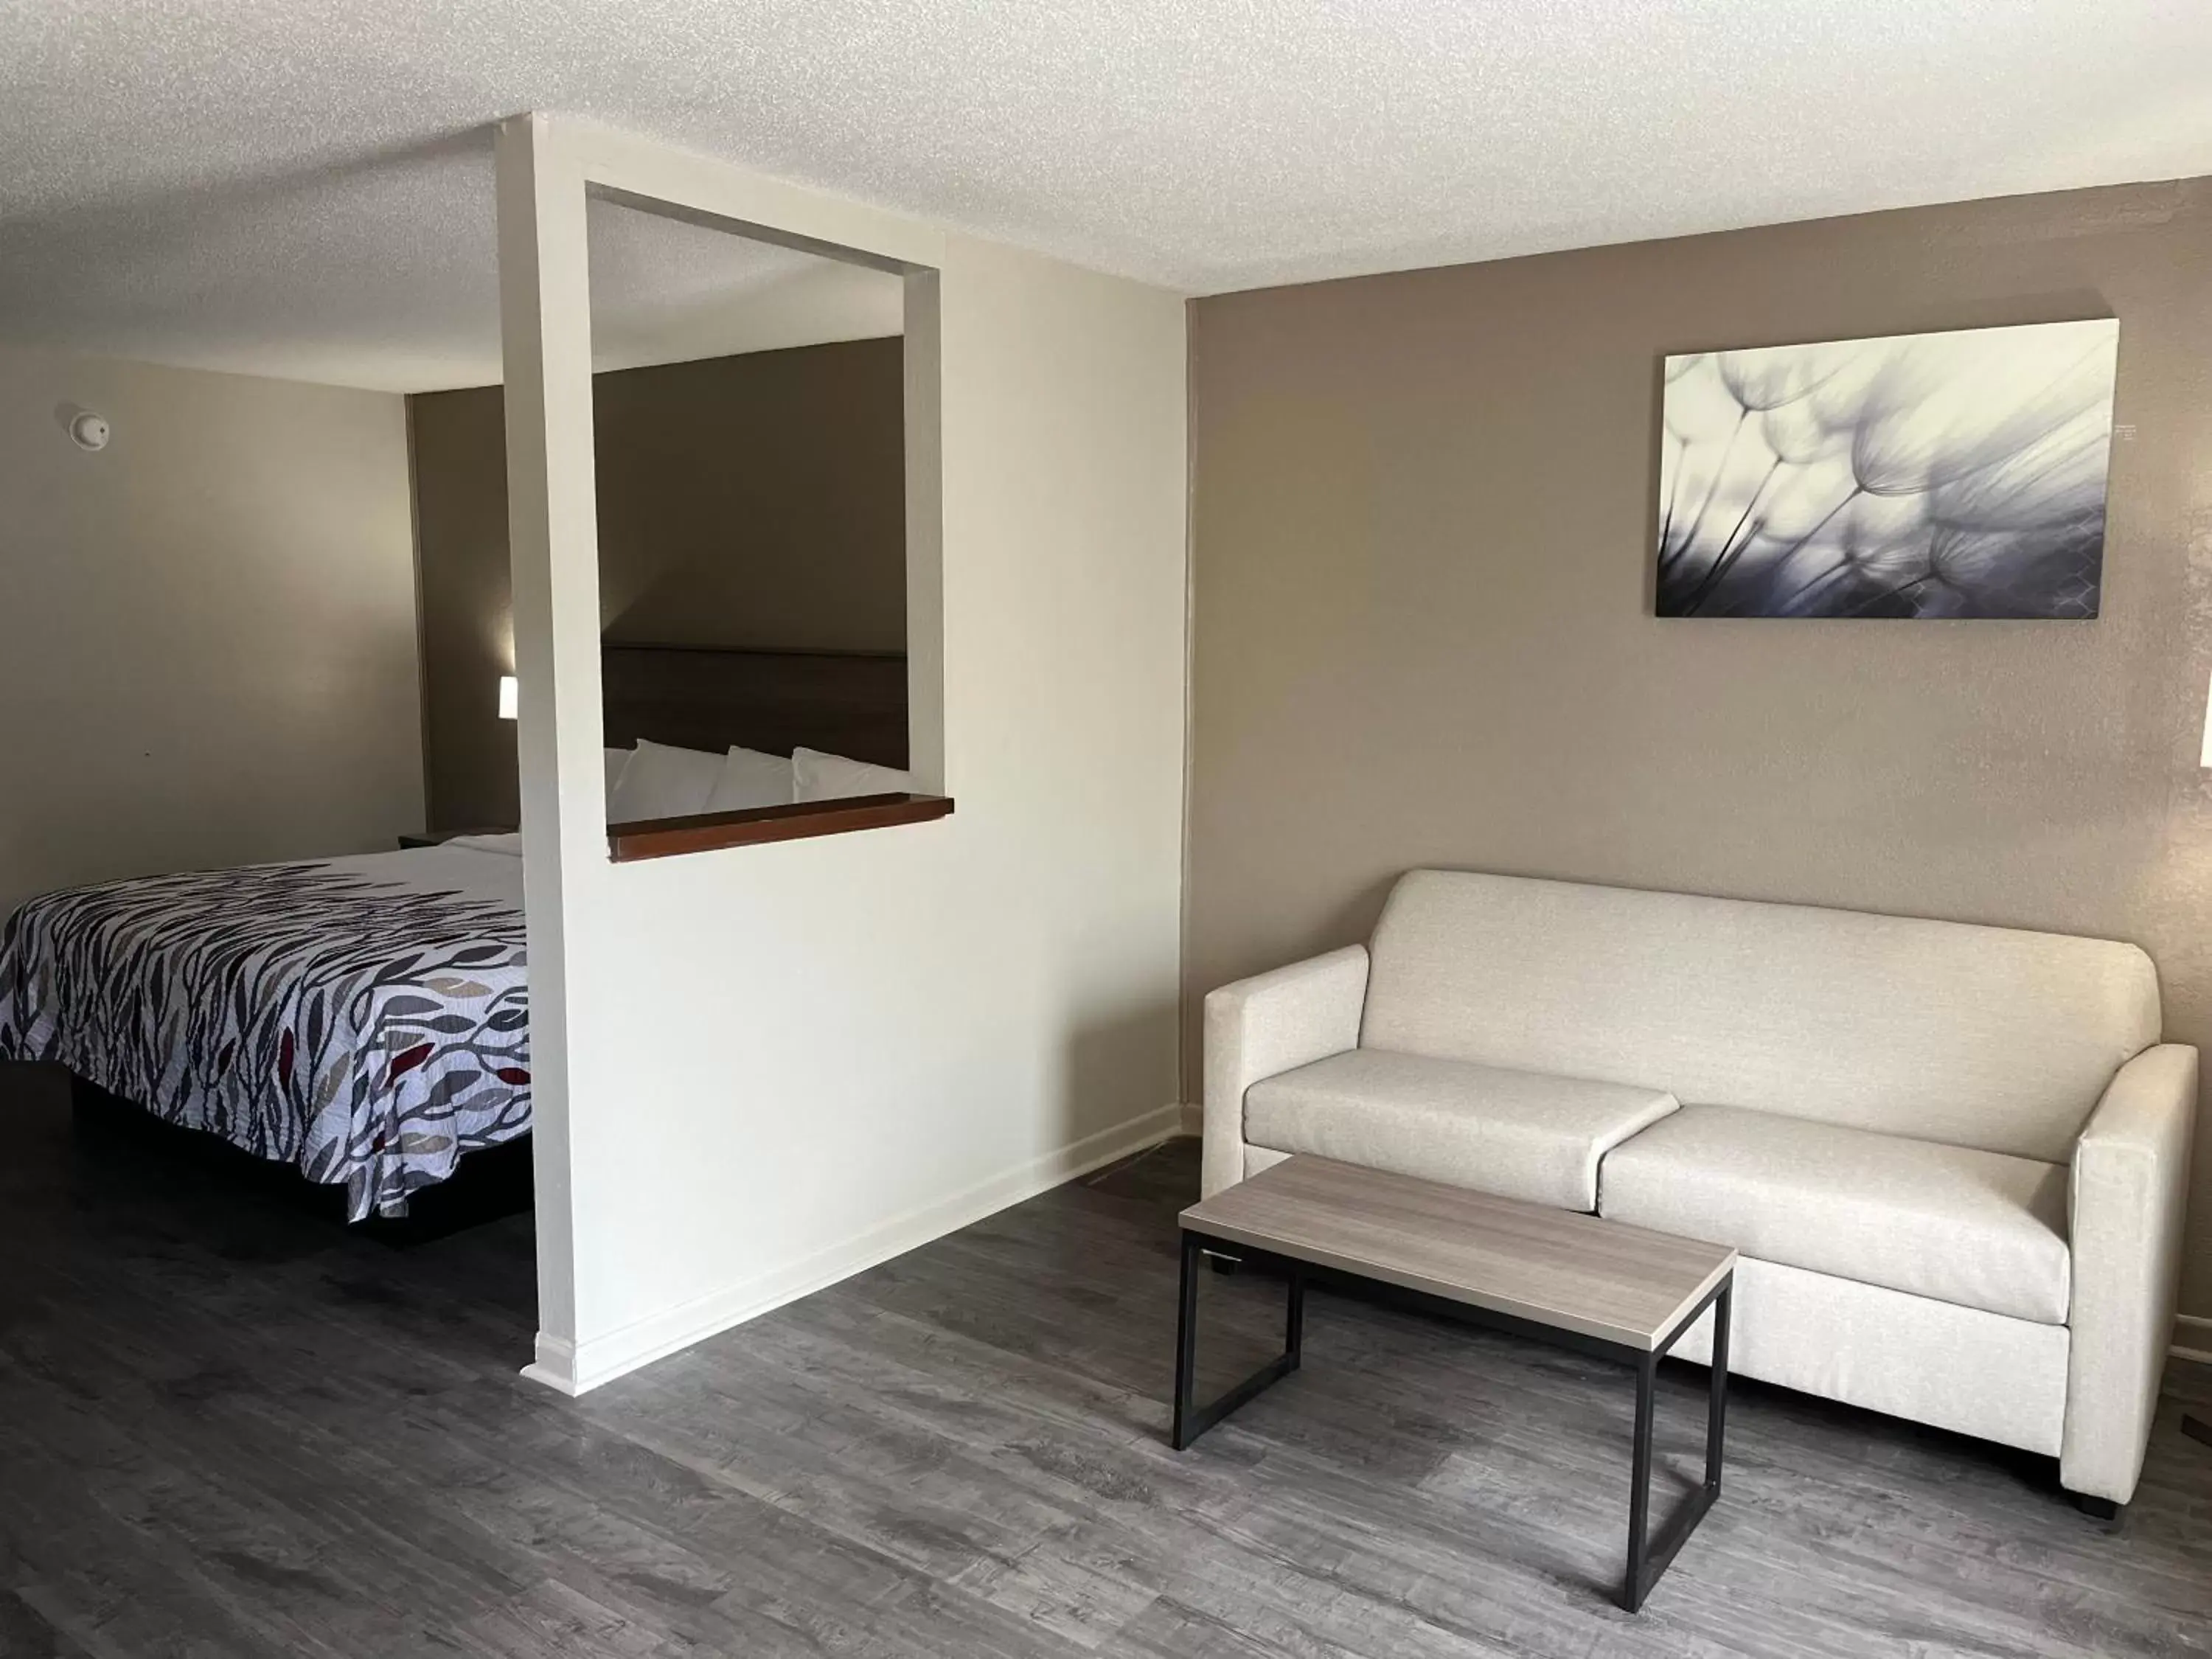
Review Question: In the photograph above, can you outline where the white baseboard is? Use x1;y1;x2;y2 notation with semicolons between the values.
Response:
2175;1312;2212;1366
521;1335;580;1396
525;1102;1186;1397
1178;1101;1202;1136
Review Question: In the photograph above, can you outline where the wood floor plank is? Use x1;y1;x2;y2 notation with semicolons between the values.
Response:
3;1078;2209;1658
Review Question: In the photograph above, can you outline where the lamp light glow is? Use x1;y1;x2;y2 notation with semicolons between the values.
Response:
498;674;519;721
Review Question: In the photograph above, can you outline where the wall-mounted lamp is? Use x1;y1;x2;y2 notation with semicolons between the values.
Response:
498;674;519;721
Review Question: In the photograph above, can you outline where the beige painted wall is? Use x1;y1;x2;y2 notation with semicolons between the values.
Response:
409;337;905;828
0;344;423;922
1186;177;2212;1316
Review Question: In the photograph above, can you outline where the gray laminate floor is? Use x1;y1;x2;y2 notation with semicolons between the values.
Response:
3;1074;2209;1658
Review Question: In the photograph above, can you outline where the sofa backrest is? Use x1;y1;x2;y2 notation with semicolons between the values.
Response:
1362;869;2160;1164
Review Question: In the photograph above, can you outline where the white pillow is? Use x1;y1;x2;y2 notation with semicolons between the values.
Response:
703;745;794;814
791;746;913;804
605;746;633;799
608;739;724;822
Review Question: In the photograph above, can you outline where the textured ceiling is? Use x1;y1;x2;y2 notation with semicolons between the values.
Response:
3;0;2210;390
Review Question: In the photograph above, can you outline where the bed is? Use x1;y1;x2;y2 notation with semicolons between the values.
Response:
0;834;528;1221
0;644;909;1222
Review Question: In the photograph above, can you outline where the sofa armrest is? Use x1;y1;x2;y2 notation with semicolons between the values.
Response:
2060;1042;2199;1504
1200;945;1370;1197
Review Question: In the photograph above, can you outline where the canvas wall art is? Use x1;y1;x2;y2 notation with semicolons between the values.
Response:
1655;319;2119;619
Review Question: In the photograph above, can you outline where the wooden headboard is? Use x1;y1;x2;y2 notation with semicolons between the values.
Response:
602;644;909;769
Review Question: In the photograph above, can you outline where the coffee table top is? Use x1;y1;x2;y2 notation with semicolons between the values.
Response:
1180;1155;1735;1352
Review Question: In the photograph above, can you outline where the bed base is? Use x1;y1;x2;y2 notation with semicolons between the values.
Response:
67;1075;532;1246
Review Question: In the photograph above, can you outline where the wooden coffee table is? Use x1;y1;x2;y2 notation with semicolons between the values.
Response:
1172;1155;1736;1613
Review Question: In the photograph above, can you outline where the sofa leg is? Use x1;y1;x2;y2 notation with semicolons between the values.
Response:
2070;1492;2124;1526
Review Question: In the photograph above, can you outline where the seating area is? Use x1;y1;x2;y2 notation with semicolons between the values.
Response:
1204;868;2197;1509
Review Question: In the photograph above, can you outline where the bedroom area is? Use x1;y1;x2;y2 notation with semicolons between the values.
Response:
0;133;930;1364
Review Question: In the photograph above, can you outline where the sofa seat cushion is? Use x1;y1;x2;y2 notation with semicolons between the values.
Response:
1243;1048;1678;1211
1599;1105;2070;1324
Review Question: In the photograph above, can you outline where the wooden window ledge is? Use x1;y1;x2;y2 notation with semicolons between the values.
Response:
608;793;953;863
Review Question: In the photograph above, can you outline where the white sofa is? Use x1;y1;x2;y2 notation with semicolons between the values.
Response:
1203;869;2197;1509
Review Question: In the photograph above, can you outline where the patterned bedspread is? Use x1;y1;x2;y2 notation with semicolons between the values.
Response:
0;839;529;1220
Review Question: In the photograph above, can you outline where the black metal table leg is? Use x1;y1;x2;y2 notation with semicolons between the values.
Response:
1626;1353;1657;1604
1170;1229;1305;1451
1707;1274;1731;1486
1621;1273;1731;1612
1172;1232;1202;1450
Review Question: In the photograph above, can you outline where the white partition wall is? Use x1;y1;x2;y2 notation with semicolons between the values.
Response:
495;116;1190;1392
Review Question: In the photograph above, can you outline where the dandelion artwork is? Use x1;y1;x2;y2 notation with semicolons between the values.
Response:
1655;319;2119;619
